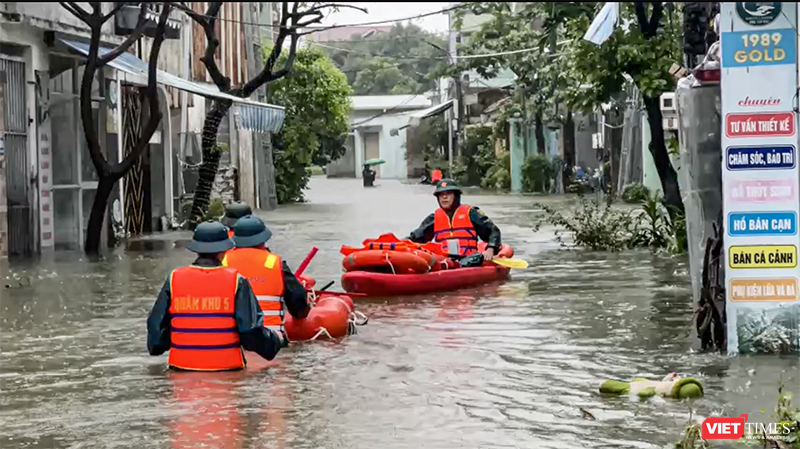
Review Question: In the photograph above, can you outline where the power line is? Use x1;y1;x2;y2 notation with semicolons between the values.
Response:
314;40;541;61
350;95;421;126
162;2;469;31
309;22;487;44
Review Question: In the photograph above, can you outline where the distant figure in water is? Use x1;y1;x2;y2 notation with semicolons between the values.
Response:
406;179;502;267
147;221;285;371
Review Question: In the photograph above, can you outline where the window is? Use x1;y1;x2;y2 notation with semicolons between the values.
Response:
48;54;107;250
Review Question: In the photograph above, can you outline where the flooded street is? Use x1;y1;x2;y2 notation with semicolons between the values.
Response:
1;177;798;449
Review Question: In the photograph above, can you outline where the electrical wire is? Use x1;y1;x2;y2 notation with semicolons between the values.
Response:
350;95;421;126
160;2;470;31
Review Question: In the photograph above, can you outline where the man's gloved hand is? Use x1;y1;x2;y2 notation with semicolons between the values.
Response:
278;330;289;348
459;253;485;268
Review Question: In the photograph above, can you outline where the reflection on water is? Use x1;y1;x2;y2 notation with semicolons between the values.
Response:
1;178;798;449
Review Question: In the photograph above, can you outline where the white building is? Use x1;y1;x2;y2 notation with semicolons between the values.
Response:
327;95;452;180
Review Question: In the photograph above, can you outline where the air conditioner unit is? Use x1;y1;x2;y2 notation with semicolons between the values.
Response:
663;116;679;131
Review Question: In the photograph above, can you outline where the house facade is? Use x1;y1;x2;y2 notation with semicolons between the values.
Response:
0;2;284;258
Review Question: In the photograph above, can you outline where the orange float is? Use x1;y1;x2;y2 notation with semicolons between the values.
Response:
284;294;354;341
342;249;431;274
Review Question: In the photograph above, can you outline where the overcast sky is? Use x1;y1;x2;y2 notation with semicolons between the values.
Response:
319;2;451;33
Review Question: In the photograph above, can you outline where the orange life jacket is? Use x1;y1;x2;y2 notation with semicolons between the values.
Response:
433;204;478;257
227;229;234;238
168;266;244;371
222;248;286;335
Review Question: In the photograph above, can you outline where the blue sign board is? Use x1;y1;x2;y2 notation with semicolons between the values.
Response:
728;211;798;236
722;28;797;68
726;145;796;170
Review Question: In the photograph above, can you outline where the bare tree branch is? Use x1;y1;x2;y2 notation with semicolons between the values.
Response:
265;32;299;83
305;3;367;16
239;1;292;97
79;23;109;175
182;2;231;92
59;2;90;22
113;4;171;177
97;2;150;66
296;12;324;28
168;1;205;25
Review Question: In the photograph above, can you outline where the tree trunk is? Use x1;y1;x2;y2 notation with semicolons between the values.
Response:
643;95;684;216
84;176;116;255
562;111;576;191
190;99;233;220
535;112;546;154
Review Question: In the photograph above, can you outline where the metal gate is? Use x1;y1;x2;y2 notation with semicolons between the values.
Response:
0;57;33;257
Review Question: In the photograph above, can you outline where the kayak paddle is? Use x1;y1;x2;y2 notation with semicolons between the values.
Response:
490;258;529;269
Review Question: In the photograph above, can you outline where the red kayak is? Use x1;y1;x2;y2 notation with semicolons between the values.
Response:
341;265;510;297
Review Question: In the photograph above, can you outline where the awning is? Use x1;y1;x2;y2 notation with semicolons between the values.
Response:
59;39;285;133
410;99;454;121
387;100;454;134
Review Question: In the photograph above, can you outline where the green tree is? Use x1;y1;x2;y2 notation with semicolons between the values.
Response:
325;23;448;95
456;2;685;215
267;46;353;203
450;2;579;186
552;2;684;215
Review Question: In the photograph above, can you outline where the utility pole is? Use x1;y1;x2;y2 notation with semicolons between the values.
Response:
244;2;278;210
0;72;7;258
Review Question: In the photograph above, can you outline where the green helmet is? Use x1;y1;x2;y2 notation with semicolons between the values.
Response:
232;215;273;248
186;221;234;254
433;178;462;196
221;202;253;228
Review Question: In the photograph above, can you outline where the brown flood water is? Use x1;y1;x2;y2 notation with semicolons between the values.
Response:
1;177;797;449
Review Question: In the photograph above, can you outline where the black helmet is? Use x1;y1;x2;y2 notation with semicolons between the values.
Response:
186;221;234;254
221;202;253;228
433;178;462;196
232;215;273;248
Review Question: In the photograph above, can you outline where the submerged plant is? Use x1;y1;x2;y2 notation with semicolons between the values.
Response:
532;193;637;251
533;192;688;254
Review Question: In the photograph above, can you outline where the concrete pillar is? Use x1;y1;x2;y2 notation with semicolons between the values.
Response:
509;118;524;192
0;76;7;258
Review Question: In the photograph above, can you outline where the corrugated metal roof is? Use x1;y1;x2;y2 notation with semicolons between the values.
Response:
351;95;432;111
59;39;286;133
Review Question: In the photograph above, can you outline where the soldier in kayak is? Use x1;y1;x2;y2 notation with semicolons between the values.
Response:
406;179;502;267
146;221;285;371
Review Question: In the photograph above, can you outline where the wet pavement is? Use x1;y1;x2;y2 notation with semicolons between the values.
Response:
1;177;798;449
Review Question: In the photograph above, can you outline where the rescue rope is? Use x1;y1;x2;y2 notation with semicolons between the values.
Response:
310;327;333;340
385;252;396;274
307;291;370;338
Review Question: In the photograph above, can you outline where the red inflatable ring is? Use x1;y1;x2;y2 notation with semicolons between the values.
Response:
342;249;430;274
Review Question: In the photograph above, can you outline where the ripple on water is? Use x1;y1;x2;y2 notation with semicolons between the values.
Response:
1;178;798;449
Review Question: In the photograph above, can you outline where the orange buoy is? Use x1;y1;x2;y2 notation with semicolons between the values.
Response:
342;249;430;274
284;295;353;341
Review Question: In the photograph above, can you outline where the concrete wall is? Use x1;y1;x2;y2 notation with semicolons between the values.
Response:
350;110;412;180
327;134;356;177
8;3;121;42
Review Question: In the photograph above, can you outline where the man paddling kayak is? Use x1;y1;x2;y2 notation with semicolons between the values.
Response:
406;178;501;267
